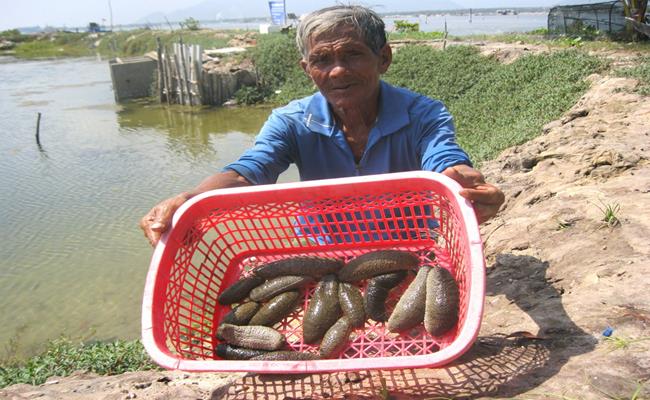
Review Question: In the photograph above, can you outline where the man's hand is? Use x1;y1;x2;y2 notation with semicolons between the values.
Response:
140;192;190;247
442;164;505;224
140;171;252;247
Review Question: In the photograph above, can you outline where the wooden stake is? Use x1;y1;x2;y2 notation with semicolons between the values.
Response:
35;112;42;147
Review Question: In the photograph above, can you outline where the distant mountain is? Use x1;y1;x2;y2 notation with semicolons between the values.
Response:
137;0;464;24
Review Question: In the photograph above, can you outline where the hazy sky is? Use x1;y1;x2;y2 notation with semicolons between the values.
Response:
0;0;585;31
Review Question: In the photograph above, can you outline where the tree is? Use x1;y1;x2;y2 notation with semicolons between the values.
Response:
180;17;200;31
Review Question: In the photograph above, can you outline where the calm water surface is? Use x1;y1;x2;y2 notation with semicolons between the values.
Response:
0;56;298;357
198;12;548;36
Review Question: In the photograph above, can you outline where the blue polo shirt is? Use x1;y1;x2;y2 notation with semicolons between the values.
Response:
223;80;470;184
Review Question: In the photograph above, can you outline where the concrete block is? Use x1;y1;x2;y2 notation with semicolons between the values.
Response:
109;57;157;102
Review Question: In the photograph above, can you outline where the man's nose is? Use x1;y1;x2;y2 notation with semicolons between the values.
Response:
329;58;349;77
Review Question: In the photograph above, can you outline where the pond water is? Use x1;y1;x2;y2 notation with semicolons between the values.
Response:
0;56;299;358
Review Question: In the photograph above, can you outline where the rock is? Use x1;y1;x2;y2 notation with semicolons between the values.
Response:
561;108;590;125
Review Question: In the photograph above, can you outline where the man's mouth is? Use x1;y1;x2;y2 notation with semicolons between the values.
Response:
330;83;353;91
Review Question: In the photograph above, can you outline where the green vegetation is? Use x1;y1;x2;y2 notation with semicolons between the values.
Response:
451;49;606;162
394;20;420;33
384;45;606;163
615;55;650;95
180;17;201;31
595;200;622;227
388;31;445;41
0;337;158;388
241;32;314;105
94;29;235;58
6;29;246;59
1;29;27;42
13;32;96;58
386;45;501;103
604;334;650;351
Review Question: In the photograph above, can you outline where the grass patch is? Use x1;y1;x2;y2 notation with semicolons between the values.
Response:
11;29;249;59
603;335;650;351
451;49;606;162
385;45;500;103
0;337;159;388
388;31;445;41
94;29;238;58
615;55;650;95
595;200;622;227
13;32;95;58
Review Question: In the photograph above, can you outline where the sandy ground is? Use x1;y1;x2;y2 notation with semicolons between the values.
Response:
2;44;649;400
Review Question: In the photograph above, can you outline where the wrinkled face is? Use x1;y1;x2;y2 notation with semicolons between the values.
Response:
300;26;392;111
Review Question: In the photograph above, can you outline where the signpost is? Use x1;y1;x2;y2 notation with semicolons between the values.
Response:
268;0;287;25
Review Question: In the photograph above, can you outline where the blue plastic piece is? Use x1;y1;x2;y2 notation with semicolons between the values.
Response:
602;327;614;337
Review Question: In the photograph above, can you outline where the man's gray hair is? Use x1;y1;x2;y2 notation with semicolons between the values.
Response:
296;5;387;59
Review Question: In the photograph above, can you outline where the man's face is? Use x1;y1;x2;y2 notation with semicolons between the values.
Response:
300;26;392;111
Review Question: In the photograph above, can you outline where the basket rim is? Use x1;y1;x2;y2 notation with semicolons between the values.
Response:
141;171;485;372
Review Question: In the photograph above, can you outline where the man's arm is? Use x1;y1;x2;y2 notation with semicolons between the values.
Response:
140;170;251;246
413;98;504;223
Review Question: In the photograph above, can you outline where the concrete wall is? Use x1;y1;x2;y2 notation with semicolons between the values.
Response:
109;57;157;103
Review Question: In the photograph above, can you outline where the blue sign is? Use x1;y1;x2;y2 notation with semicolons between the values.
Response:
268;0;286;25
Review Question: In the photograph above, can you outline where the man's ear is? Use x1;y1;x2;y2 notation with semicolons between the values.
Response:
300;59;308;74
378;44;392;74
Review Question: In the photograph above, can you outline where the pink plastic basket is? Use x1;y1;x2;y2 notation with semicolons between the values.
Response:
142;171;485;373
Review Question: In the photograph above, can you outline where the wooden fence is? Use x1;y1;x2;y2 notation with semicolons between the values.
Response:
157;39;203;105
156;39;255;106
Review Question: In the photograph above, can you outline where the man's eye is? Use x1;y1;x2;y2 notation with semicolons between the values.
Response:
310;55;330;65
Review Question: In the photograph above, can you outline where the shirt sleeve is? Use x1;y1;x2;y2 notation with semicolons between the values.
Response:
416;97;472;172
222;111;295;185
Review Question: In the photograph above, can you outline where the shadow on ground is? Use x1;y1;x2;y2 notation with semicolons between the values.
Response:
211;254;596;399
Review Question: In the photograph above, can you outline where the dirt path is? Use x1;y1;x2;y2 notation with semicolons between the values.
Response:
2;47;649;400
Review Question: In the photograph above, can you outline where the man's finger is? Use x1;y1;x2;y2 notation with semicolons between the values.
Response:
150;221;165;231
459;186;505;205
442;165;485;189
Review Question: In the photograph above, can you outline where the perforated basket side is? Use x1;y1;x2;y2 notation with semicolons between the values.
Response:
142;171;485;373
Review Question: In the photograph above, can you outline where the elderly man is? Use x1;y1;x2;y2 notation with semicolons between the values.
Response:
141;5;505;246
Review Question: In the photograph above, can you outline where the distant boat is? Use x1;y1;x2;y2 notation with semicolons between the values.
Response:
496;9;517;15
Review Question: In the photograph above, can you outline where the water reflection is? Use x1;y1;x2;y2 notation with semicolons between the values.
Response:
116;100;273;157
0;57;286;359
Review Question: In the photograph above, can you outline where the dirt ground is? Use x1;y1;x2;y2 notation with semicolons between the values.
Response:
2;43;648;400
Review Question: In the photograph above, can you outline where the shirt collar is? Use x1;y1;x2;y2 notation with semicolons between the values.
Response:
303;80;412;137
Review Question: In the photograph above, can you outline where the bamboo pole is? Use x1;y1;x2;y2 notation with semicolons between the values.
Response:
179;41;192;105
193;45;204;105
156;37;165;103
173;44;186;105
164;47;173;104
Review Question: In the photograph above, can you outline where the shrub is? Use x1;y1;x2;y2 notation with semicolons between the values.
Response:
0;29;26;42
252;32;303;89
234;85;271;105
180;17;201;31
251;32;314;103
